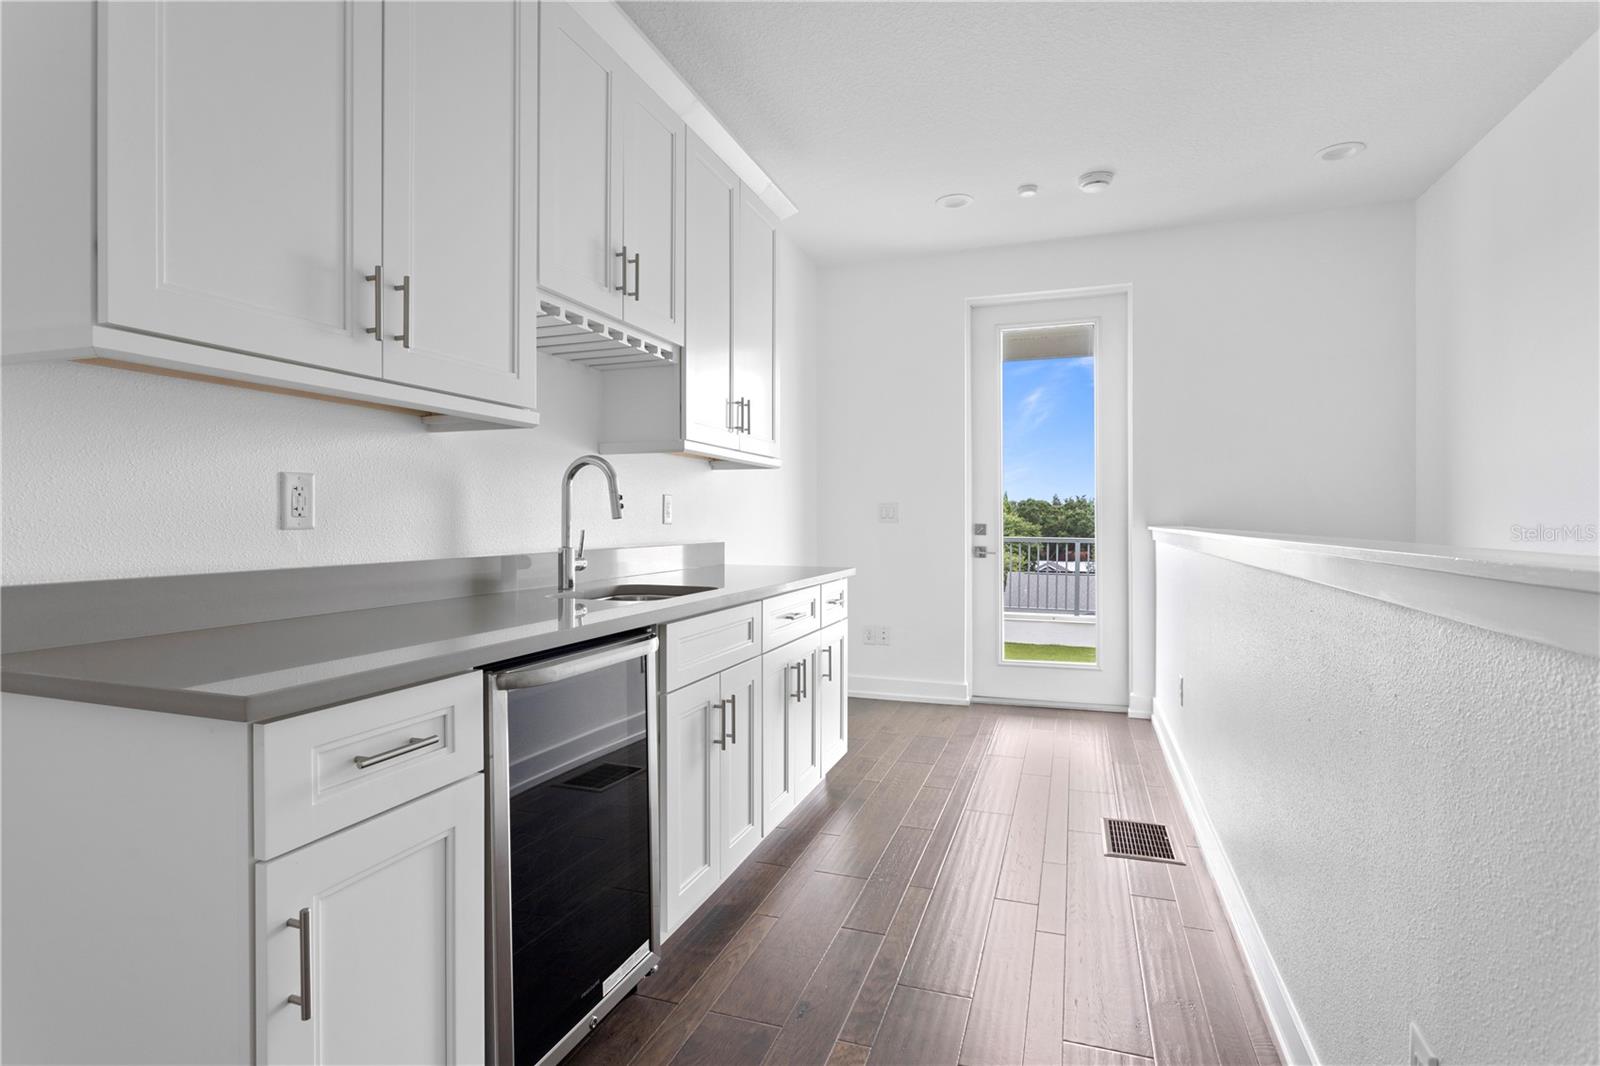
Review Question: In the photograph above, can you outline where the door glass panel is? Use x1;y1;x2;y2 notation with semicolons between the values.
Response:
1000;322;1097;665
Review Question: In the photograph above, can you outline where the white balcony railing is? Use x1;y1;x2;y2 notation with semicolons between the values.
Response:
1003;536;1096;615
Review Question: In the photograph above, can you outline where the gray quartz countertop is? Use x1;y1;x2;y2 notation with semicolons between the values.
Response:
0;563;853;723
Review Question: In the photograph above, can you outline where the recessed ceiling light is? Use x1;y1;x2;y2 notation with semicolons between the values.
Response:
1017;183;1039;199
1077;170;1114;194
935;192;973;209
1317;141;1366;162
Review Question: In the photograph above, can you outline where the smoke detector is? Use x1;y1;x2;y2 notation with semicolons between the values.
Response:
1077;170;1115;194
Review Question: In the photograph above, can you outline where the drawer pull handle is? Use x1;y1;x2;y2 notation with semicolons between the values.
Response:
713;698;728;749
778;610;808;622
826;594;845;607
286;908;311;1021
822;645;835;681
352;733;441;770
728;692;737;744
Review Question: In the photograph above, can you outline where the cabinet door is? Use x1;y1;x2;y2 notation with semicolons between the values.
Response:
682;133;739;450
662;675;721;935
381;0;537;408
617;71;685;345
258;776;484;1066
718;656;764;874
732;186;779;457
761;648;798;833
789;631;824;802
816;622;848;773
100;1;382;376
538;2;623;317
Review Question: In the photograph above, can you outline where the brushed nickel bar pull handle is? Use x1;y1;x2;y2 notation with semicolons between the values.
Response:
391;274;412;348
741;398;751;434
728;692;737;744
726;397;740;432
614;247;628;292
628;252;641;300
779;610;807;622
823;645;835;682
826;593;846;608
800;658;809;700
286;908;311;1021
364;266;383;339
352;733;440;770
788;663;802;703
712;698;727;749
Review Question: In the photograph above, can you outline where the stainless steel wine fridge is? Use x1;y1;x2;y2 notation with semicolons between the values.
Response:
485;630;660;1065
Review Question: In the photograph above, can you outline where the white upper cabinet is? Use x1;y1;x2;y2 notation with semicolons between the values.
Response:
99;1;383;377
538;2;684;346
537;1;622;319
682;134;740;450
732;187;779;457
380;0;537;408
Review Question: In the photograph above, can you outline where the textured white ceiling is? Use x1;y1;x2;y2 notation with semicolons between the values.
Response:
619;1;1597;263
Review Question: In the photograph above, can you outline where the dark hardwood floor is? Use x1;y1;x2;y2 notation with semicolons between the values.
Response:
567;699;1282;1066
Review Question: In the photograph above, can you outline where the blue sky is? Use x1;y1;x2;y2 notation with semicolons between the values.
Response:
1003;356;1095;501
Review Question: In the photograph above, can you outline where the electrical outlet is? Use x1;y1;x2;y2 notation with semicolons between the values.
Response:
278;472;315;530
661;493;673;524
1179;675;1185;707
1410;1023;1440;1066
862;625;892;646
878;502;899;523
880;625;891;645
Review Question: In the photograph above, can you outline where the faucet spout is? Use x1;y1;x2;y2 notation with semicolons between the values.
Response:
558;455;624;592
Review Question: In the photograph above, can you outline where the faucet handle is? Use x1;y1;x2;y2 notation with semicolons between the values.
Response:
575;529;588;572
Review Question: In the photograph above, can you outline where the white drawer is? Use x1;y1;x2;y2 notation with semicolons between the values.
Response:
253;672;484;859
762;585;820;652
663;602;762;691
819;579;849;627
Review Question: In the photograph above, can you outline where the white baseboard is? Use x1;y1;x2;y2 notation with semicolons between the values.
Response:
850;674;971;705
972;695;1128;714
1151;699;1319;1066
1127;691;1153;719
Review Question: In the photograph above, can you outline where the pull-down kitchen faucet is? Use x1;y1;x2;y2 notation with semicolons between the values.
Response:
558;454;624;591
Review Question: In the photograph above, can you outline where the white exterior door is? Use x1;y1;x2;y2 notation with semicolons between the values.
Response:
732;187;779;457
815;622;848;771
381;0;537;408
257;776;484;1066
537;2;623;318
970;291;1130;708
617;73;685;345
683;133;739;449
662;675;720;933
99;1;382;376
718;656;764;873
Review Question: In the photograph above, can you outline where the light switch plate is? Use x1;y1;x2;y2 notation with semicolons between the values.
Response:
661;493;673;524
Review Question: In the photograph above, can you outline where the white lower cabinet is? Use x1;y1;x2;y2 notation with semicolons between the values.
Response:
661;656;764;935
761;628;822;834
816;620;849;771
257;774;485;1065
659;582;847;939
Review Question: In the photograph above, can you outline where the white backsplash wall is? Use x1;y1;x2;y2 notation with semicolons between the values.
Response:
1;239;820;585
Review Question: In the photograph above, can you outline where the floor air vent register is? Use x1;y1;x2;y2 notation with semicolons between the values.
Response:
1103;818;1186;864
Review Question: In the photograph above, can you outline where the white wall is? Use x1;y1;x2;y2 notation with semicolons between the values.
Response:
1416;35;1600;553
1153;542;1599;1065
0;237;820;585
816;203;1416;705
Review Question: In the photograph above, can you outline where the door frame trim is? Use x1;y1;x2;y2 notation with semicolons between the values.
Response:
963;283;1135;708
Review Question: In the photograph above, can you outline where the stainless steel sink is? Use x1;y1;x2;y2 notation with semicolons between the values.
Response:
556;583;716;603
